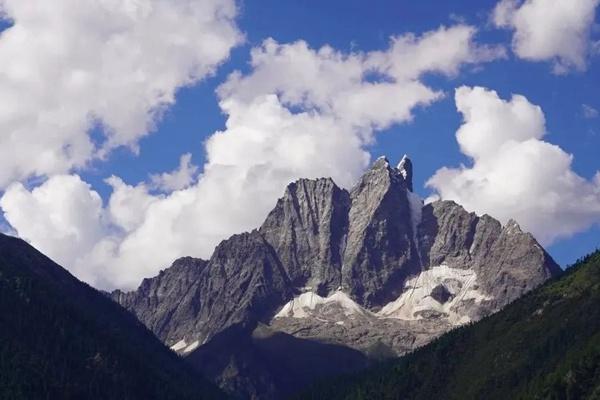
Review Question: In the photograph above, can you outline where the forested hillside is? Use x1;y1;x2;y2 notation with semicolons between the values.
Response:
0;234;224;400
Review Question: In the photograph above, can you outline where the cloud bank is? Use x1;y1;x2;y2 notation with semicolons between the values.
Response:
1;25;503;289
0;0;242;187
493;0;600;73
427;86;600;245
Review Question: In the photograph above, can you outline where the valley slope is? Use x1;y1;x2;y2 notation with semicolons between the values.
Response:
0;233;224;400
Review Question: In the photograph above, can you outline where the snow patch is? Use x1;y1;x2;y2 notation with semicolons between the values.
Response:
170;339;187;351
274;290;366;319
274;266;491;327
183;340;199;353
378;265;491;325
397;154;409;179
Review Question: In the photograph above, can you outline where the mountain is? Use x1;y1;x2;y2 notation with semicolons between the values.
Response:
298;249;600;400
0;233;224;400
112;155;561;399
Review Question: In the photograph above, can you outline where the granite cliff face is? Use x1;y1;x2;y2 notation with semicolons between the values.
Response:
259;177;349;296
112;155;560;399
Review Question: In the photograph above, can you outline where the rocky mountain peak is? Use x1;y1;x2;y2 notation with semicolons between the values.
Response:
282;177;338;198
371;155;391;168
112;155;561;400
171;256;208;269
342;156;420;306
356;155;410;192
505;218;524;234
260;177;350;294
397;154;413;192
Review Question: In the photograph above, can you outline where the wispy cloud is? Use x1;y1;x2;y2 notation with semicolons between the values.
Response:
583;104;599;119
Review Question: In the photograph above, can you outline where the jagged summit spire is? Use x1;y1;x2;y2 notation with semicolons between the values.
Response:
363;155;413;192
371;155;390;169
397;154;413;192
397;154;409;168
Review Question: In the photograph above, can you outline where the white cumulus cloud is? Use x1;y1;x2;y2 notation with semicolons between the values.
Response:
427;86;600;245
0;175;108;283
493;0;600;73
0;0;242;187
1;25;504;290
150;153;199;192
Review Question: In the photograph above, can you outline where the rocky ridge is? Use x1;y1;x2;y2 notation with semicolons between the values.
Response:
112;155;560;399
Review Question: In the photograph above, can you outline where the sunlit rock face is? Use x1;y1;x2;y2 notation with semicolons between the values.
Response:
112;155;560;400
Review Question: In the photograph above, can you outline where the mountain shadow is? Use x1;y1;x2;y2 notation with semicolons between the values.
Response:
188;323;369;400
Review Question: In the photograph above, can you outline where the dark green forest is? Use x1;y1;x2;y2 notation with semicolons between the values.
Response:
298;250;600;400
0;234;224;400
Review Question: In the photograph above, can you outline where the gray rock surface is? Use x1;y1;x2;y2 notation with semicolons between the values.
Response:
112;256;209;340
111;155;560;400
114;232;291;346
417;201;560;313
341;157;420;307
259;178;349;296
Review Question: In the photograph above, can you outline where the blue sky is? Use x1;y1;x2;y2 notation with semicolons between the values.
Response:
85;0;600;265
0;0;599;288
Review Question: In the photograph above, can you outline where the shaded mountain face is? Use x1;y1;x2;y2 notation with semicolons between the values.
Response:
298;250;600;400
0;234;224;400
187;323;369;400
112;156;560;399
